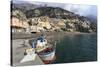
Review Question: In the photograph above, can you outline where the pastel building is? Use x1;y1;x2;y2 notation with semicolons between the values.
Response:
11;16;29;33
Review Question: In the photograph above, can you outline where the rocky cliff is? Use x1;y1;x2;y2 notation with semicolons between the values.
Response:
11;5;97;33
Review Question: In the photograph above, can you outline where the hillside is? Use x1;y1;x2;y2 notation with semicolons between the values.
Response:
11;4;97;33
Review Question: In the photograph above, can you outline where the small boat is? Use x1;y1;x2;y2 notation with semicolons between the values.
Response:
21;34;56;64
37;47;56;64
35;35;56;64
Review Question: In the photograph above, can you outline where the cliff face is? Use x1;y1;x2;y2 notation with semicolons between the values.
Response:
25;7;97;33
11;6;97;33
26;7;75;18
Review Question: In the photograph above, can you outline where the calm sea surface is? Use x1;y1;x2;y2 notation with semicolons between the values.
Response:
54;33;97;64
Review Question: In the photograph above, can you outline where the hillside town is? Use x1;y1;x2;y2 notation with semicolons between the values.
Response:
11;9;97;34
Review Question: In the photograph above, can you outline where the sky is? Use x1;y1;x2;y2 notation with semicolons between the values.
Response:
13;0;97;17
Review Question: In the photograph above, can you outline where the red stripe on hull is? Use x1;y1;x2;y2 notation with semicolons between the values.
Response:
42;55;56;64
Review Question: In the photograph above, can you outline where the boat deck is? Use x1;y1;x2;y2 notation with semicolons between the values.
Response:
35;45;52;53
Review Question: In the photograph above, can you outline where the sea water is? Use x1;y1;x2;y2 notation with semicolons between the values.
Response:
54;33;97;63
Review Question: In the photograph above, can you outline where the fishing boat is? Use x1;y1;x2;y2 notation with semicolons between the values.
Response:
35;35;56;64
22;34;56;64
37;46;56;64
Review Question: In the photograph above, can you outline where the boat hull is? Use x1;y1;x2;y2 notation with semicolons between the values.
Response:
38;49;56;64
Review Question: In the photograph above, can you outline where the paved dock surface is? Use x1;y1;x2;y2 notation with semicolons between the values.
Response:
12;33;42;39
12;39;44;66
13;54;44;66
